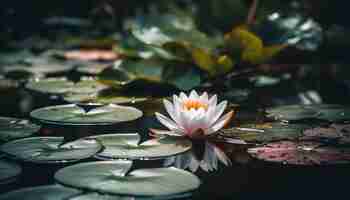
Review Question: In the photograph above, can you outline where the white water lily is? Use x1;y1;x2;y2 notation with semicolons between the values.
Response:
151;90;234;139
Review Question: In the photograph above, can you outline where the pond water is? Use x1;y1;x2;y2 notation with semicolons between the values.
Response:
1;4;350;198
0;85;350;200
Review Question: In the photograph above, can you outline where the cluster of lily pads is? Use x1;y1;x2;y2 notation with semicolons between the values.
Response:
220;104;350;165
0;107;201;199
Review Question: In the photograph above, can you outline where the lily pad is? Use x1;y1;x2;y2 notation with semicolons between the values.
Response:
248;141;350;165
71;192;193;200
0;117;40;141
26;78;109;95
55;161;201;196
0;159;21;185
62;90;148;105
2;57;74;77
75;62;112;75
309;105;350;122
30;104;143;126
26;78;74;94
302;124;350;145
220;122;309;144
265;104;320;121
0;185;81;200
64;50;119;61
88;133;192;160
0;137;102;163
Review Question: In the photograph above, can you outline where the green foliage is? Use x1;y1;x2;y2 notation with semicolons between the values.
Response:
98;59;201;91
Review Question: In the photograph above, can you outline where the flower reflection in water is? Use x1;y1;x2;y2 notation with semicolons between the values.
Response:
164;141;231;172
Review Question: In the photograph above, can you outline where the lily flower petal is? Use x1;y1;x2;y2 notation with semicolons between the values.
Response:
205;111;234;135
163;99;181;125
153;90;234;138
207;101;227;127
155;112;183;131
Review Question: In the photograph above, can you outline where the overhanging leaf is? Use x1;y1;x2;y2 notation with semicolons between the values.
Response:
98;59;201;91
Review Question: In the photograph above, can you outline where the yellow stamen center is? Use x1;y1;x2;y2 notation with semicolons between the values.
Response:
183;100;208;110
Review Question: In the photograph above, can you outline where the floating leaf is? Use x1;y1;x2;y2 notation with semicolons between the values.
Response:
0;159;21;185
220;122;309;144
2;57;74;77
310;105;350;122
26;78;74;94
55;161;201;196
26;78;109;95
0;137;102;163
75;62;111;75
266;104;350;121
30;104;143;126
63;92;148;105
64;50;119;61
0;185;81;200
265;104;320;121
88;133;192;160
302;124;350;145
0;117;40;141
70;192;192;200
248;141;350;165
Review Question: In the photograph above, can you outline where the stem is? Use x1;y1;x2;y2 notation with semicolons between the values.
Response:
247;0;259;25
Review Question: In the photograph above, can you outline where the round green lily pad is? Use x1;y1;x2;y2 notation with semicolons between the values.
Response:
26;78;74;94
2;61;73;77
0;185;81;200
314;107;350;122
30;104;143;126
0;117;40;141
63;93;148;105
220;122;309;144
0;137;102;163
88;133;192;160
0;159;21;185
70;192;193;200
265;105;320;121
55;161;201;196
26;78;108;95
248;141;350;165
69;193;133;200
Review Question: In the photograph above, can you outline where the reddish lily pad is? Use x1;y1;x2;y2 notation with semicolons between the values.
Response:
302;124;350;144
64;50;119;61
248;141;350;165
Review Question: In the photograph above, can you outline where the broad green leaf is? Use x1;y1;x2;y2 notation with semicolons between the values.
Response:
55;161;201;196
88;133;192;160
0;137;102;163
0;159;21;185
30;104;143;126
0;185;81;200
98;59;201;91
